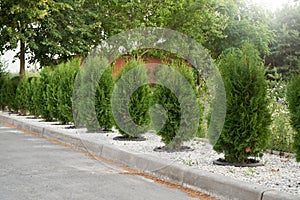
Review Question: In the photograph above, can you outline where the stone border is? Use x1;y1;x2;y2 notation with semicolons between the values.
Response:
0;113;298;200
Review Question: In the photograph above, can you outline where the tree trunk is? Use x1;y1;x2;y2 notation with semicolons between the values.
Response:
19;40;25;79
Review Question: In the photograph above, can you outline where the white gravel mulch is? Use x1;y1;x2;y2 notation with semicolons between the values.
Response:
1;111;299;196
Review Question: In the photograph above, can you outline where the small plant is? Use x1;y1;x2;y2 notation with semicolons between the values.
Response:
286;74;300;162
213;43;272;164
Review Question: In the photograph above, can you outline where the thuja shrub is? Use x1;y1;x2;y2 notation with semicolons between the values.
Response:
151;60;202;149
73;56;105;131
112;59;151;138
15;76;31;115
2;76;20;112
36;67;53;121
0;74;9;110
95;65;114;131
0;62;8;110
286;75;300;161
28;77;39;117
46;68;60;121
213;43;271;163
56;59;80;124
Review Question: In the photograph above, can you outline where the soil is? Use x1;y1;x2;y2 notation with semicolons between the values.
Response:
213;158;264;167
153;146;194;153
65;125;77;129
113;135;146;141
26;116;39;119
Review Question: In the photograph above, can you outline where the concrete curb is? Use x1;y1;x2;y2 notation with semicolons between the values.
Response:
0;113;298;200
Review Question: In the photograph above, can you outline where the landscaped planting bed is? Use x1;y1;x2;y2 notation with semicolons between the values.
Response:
1;111;299;196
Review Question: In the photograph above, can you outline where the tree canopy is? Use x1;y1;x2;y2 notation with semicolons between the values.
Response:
266;2;300;79
1;0;299;78
0;0;103;78
205;0;274;58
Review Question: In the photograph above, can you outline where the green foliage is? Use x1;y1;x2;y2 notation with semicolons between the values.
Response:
151;60;202;149
46;68;59;121
0;60;8;110
36;67;53;121
286;75;300;161
15;76;31;115
0;0;103;77
95;65;114;131
3;76;20;112
267;75;295;153
33;0;104;67
207;0;273;58
73;56;108;131
103;0;227;48
197;80;212;138
266;3;300;79
113;59;151;138
30;59;80;123
28;77;39;117
0;76;9;110
214;43;272;163
56;59;80;124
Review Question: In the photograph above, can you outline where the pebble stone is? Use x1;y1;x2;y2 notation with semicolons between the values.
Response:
2;112;299;196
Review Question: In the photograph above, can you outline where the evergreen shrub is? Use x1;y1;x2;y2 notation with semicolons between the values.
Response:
286;75;300;161
73;56;105;131
151;60;202;149
28;77;39;117
2;76;20;112
0;61;8;110
213;43;272;163
15;76;30;115
112;59;151;138
46;68;60;121
95;65;114;131
36;67;53;121
56;59;80;124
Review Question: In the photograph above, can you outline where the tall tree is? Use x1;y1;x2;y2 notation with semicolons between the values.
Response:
205;0;274;59
265;2;300;79
101;0;228;47
32;0;103;67
0;0;103;78
0;0;65;78
102;0;273;59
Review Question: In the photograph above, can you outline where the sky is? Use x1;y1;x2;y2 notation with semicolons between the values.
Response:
1;49;21;73
1;48;39;74
250;0;291;12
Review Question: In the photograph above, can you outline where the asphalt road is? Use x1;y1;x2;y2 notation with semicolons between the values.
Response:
0;123;201;200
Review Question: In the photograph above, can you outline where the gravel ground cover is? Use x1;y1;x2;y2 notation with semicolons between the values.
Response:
2;111;299;196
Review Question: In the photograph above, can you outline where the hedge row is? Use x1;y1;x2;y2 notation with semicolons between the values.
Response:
73;57;202;148
1;53;299;161
0;58;203;149
0;59;80;124
0;76;19;112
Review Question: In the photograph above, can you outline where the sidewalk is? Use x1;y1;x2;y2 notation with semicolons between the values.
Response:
0;112;298;200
